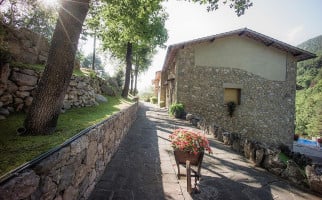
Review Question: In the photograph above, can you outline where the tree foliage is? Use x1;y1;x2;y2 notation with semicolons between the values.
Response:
8;0;253;135
0;0;58;40
93;0;168;97
296;35;322;137
187;0;253;15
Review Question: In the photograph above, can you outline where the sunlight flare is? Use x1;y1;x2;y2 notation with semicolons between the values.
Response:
40;0;59;8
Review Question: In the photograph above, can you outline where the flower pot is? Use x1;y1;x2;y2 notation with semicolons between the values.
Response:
174;110;182;118
174;150;203;165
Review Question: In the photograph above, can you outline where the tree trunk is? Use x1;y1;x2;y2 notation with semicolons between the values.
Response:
130;69;134;94
92;29;96;70
23;0;90;135
122;42;132;98
134;62;138;96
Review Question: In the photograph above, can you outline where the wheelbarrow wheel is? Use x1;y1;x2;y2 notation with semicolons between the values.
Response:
186;160;192;193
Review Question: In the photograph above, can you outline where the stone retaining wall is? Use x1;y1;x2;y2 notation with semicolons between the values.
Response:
195;120;322;195
0;66;115;119
0;103;138;200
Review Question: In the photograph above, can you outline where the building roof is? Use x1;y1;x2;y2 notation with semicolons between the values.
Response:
162;28;316;71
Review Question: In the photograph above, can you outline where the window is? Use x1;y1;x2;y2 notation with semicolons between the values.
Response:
224;88;241;105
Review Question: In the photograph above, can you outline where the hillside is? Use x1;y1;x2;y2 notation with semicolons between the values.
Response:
296;35;322;137
298;35;322;55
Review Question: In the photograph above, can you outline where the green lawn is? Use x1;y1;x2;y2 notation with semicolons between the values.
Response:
0;96;132;177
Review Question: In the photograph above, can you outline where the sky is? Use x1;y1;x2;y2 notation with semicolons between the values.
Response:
136;0;322;92
80;0;322;93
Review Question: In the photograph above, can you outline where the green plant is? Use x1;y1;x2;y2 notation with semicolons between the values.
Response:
227;101;236;117
89;71;97;78
169;103;184;118
169;129;212;155
150;96;157;104
0;96;132;176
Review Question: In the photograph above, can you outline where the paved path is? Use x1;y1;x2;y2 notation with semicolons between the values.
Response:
88;102;322;200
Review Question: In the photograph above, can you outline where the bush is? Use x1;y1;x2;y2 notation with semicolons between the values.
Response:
169;103;184;118
150;96;157;104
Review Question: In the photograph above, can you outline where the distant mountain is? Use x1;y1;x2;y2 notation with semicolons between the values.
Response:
298;35;322;55
296;34;322;137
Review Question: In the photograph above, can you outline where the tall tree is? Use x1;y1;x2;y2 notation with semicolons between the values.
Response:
23;0;90;135
15;0;252;135
96;0;168;98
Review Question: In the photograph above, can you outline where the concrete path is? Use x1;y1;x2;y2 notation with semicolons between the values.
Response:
88;102;322;200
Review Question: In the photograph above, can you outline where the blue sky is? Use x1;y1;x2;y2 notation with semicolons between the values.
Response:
137;0;322;92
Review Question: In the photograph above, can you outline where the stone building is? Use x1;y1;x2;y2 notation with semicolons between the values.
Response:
152;71;161;98
159;28;315;147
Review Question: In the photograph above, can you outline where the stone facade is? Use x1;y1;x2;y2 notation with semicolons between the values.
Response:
160;29;316;148
0;103;138;200
0;66;118;119
173;45;297;147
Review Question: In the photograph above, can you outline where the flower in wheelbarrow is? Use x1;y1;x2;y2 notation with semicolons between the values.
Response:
169;129;212;155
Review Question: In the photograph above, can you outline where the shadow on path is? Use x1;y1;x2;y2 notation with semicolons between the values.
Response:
88;102;322;200
88;103;166;199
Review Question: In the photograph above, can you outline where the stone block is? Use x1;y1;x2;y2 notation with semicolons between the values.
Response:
24;96;33;106
70;136;89;156
19;85;35;91
306;165;322;194
58;165;75;191
15;90;30;98
0;170;40;200
222;132;232;145
20;68;37;76
14;97;24;104
95;94;107;103
281;160;306;185
0;107;9;116
63;185;78;200
0;63;10;85
255;149;265;166
40;176;57;200
0;94;13;105
11;71;38;86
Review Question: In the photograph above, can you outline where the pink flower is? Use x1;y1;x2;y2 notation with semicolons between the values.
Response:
169;129;212;154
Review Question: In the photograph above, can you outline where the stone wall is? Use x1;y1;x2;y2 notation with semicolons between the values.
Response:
174;45;296;147
195;121;322;195
0;66;115;119
0;103;138;200
1;23;49;65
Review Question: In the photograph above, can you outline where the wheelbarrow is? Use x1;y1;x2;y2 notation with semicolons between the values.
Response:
174;150;204;193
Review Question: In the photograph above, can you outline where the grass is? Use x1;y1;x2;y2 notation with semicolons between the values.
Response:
10;62;95;77
0;96;133;177
11;62;45;72
278;152;290;164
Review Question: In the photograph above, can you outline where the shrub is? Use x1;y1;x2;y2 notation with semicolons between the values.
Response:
169;103;184;118
150;96;157;104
